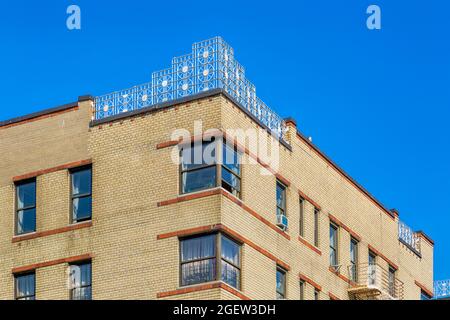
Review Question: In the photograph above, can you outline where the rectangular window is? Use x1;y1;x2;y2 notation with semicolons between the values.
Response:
221;143;241;198
180;233;241;289
421;290;431;300
276;267;286;299
314;208;319;247
329;223;338;269
368;251;377;286
15;179;36;235
350;237;359;282
299;197;304;237
71;166;92;223
276;180;286;217
299;280;305;300
314;289;320;300
15;272;35;300
388;266;396;297
69;261;92;300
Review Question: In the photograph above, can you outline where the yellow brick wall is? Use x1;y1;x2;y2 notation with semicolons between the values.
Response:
0;94;433;300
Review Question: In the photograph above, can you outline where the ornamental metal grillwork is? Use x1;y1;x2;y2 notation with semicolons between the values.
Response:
93;37;286;140
398;221;421;254
434;279;450;299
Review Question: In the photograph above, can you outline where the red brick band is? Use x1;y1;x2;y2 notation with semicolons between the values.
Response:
328;266;351;284
298;190;321;210
328;292;340;300
368;244;399;270
157;282;250;300
13;159;92;182
415;280;433;298
298;236;322;255
12;221;92;243
298;273;322;291
12;253;93;274
328;213;362;242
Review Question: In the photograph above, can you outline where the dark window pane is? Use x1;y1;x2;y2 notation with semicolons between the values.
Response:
17;208;36;234
72;169;91;196
181;259;216;286
221;235;240;266
73;196;92;221
70;262;91;300
181;234;216;262
276;269;286;299
276;182;286;211
222;143;240;175
72;287;92;300
17;181;35;209
16;273;35;300
181;142;216;171
221;167;240;192
182;166;216;193
221;260;240;288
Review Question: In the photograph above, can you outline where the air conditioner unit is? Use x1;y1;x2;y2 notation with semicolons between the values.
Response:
276;214;288;231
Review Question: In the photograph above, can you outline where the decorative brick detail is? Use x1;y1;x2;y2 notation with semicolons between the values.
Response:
12;159;92;182
157;223;291;272
12;253;93;274
298;273;322;291
157;282;251;300
12;221;92;243
298;189;321;210
328;213;362;241
368;244;399;270
298;236;322;255
415;280;433;298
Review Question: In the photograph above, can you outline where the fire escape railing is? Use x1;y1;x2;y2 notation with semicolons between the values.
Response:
93;37;287;141
398;220;421;255
347;263;404;300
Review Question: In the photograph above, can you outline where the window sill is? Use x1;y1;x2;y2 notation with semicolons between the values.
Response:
12;221;92;243
157;281;249;300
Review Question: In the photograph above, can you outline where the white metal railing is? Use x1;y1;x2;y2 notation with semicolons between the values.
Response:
347;263;404;300
398;220;421;254
93;37;287;141
434;279;450;299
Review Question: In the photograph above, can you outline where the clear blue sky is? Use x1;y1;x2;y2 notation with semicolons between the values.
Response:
1;1;448;281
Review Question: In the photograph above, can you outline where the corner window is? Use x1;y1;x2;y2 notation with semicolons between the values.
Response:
180;233;241;289
221;143;241;198
276;267;286;299
329;223;339;269
71;166;92;223
69;261;92;300
15;272;35;300
276;180;286;217
350;237;359;282
15;179;36;235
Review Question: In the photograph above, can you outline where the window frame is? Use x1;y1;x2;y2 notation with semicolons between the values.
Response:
314;288;320;300
14;271;36;300
179;232;242;290
15;178;37;236
299;280;305;300
220;142;242;198
276;266;287;300
313;207;320;247
329;223;339;269
388;265;396;297
349;237;359;282
70;165;92;224
299;197;304;237
69;260;92;300
276;180;287;217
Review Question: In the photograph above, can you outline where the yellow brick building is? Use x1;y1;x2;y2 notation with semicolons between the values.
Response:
0;38;433;300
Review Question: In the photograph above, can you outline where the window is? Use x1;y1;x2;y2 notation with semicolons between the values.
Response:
15;272;35;300
421;290;431;300
314;289;320;300
388;266;396;297
329;223;338;269
71;166;92;223
299;197;304;237
180;233;241;289
180;141;242;197
221;143;241;198
299;280;305;300
368;250;377;285
350;237;359;282
15;179;36;235
276;267;286;299
276;180;286;217
69;261;92;300
314;208;319;247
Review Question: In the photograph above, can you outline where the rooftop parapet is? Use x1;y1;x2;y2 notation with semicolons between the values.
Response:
93;37;287;141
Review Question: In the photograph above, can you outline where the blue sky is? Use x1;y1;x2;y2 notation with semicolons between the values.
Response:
1;1;448;282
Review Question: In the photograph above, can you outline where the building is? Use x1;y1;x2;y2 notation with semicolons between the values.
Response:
0;37;433;300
